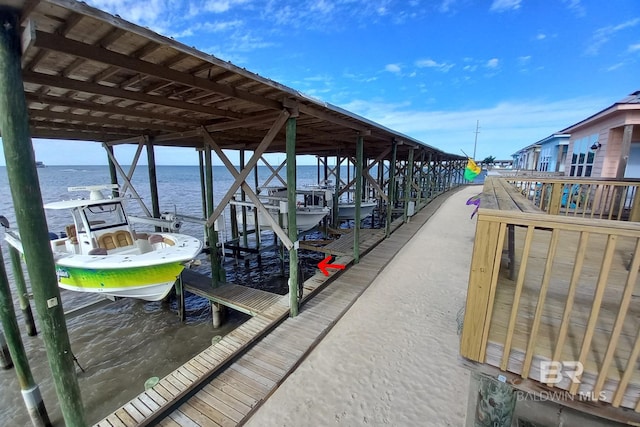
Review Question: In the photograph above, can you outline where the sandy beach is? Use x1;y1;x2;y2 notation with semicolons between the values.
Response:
245;185;479;426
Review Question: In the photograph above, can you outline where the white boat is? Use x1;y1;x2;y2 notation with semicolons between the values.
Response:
336;200;377;220
234;202;330;233
4;185;202;302
233;187;329;233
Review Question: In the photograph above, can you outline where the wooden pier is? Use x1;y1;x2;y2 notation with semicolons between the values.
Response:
94;190;456;426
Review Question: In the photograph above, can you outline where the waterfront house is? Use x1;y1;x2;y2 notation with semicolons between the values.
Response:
561;91;640;179
512;133;570;172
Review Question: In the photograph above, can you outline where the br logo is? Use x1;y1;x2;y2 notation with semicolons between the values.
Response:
540;361;583;384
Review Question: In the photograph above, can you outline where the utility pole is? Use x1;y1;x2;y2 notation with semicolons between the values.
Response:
473;120;480;160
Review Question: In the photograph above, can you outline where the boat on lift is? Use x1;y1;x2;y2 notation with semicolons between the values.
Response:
4;185;202;302
232;187;330;233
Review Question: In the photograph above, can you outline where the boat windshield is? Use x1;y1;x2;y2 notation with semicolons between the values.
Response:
83;202;128;231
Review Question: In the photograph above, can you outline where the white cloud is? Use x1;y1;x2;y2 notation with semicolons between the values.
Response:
518;55;531;64
415;58;454;72
490;0;522;13
486;58;499;69
536;33;546;40
586;18;640;55
562;0;585;17
606;63;624;71
204;0;250;13
385;64;402;73
629;43;640;52
341;96;607;159
439;0;455;13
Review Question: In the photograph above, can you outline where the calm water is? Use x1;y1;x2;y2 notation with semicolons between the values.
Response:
0;164;336;425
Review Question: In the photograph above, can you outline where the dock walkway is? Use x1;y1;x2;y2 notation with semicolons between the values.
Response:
94;191;457;427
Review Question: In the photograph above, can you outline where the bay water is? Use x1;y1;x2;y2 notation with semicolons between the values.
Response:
0;164;332;425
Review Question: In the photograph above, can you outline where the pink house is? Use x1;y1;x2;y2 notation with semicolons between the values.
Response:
561;91;640;179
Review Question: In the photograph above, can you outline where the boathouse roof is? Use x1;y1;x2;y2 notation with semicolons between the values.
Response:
4;0;463;162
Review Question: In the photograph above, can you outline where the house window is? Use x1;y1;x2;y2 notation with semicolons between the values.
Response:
570;134;597;177
539;146;552;171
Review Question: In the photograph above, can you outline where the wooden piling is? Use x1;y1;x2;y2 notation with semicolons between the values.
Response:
286;116;299;317
332;154;341;227
0;8;85;425
354;135;363;263
386;141;397;237
8;246;37;336
106;145;119;199
466;371;516;427
403;148;415;222
0;247;51;426
145;136;161;228
0;330;11;369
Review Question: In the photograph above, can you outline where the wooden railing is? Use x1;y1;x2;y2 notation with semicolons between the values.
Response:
503;178;640;221
461;183;640;411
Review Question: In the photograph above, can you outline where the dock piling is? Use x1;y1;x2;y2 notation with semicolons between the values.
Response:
466;371;516;427
0;330;12;369
0;7;85;425
8;245;37;336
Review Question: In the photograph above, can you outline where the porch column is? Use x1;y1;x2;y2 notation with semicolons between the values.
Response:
0;8;85;425
616;125;634;179
286;116;299;316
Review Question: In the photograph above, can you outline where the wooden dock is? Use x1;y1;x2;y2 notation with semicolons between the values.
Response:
94;191;455;426
182;271;284;317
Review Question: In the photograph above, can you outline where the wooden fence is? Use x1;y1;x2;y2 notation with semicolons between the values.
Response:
460;179;640;411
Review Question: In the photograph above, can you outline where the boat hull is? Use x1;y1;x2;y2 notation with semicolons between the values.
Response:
238;207;330;233
337;201;377;220
56;261;184;301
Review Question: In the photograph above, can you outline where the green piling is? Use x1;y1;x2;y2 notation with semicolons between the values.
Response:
286;117;299;317
0;7;85;425
354;136;363;263
0;247;51;426
8;246;37;336
385;141;397;237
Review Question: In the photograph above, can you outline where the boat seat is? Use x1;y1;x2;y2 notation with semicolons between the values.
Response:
114;230;133;247
88;248;108;256
98;233;117;250
65;224;78;244
148;234;175;249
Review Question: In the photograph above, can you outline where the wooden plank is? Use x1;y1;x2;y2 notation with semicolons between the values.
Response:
570;234;617;394
113;408;137;427
594;238;640;397
194;387;247;422
500;225;534;370
219;368;271;396
232;359;279;386
165;410;200;427
203;381;254;414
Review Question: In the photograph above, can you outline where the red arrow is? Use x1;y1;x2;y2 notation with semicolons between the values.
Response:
318;255;346;276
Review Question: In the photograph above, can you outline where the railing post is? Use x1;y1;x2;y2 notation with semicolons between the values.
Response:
460;216;502;361
548;182;563;215
630;185;640;222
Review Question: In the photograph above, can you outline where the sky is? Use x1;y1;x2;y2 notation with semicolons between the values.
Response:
1;0;639;165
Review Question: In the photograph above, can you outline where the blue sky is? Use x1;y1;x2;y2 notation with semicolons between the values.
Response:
3;0;639;165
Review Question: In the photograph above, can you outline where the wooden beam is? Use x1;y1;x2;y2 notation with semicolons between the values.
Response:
202;127;294;250
25;92;204;125
29;109;190;132
32;30;283;111
298;104;370;133
202;111;288;226
23;71;243;118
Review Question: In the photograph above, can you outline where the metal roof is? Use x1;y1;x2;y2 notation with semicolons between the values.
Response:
2;0;464;162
